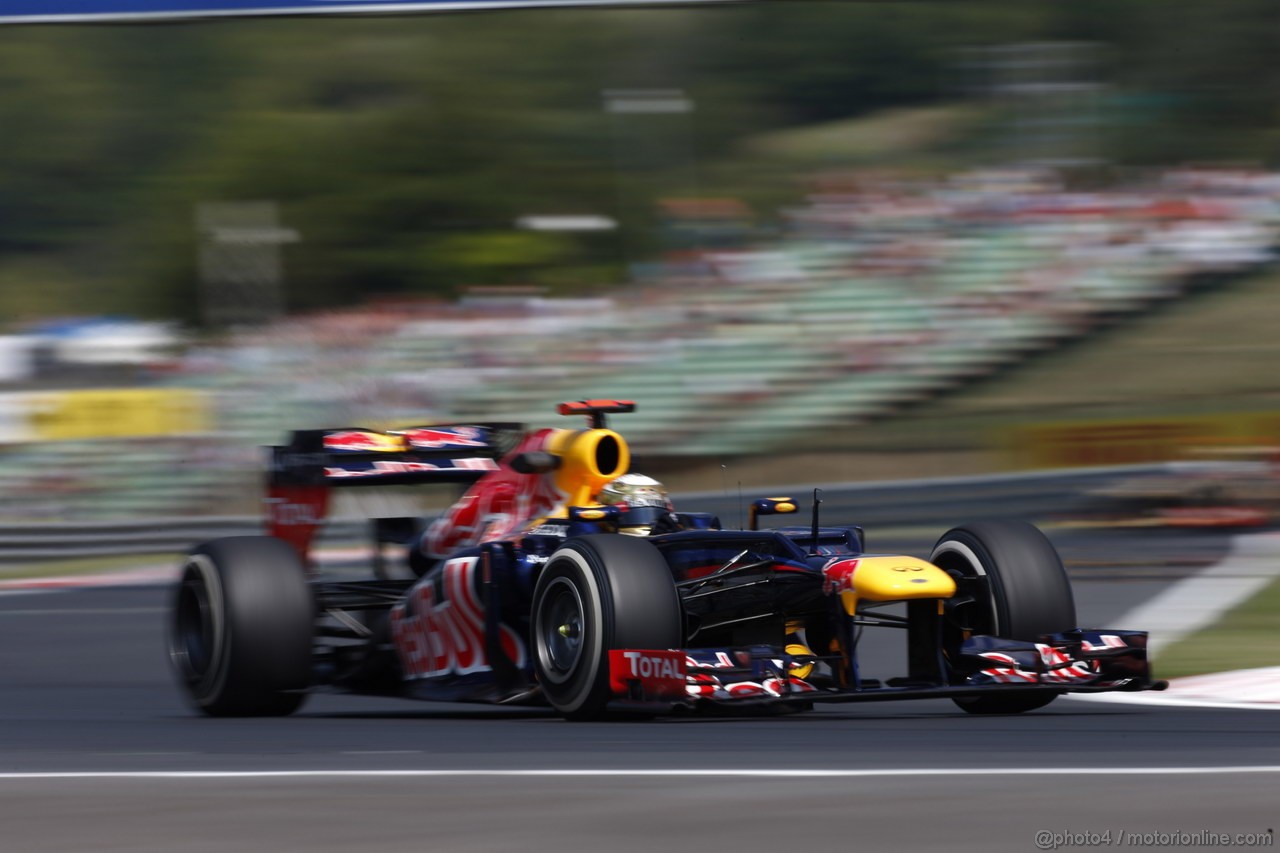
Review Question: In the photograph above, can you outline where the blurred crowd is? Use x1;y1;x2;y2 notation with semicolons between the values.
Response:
1;164;1278;520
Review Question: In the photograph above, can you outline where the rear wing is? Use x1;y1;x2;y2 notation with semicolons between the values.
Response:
268;423;523;488
265;401;634;564
265;422;523;565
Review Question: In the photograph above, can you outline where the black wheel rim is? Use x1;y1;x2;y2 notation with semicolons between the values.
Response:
537;576;586;685
932;544;997;637
931;543;996;684
173;570;214;683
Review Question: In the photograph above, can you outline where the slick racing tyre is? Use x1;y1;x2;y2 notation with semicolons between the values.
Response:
532;534;683;721
169;536;314;717
930;521;1076;715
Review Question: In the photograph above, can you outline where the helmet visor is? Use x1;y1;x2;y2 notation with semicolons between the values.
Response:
617;504;668;530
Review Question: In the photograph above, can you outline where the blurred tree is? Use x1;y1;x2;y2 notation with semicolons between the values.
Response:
1;1;1279;324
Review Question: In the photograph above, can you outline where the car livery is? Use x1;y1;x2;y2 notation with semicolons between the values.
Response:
169;399;1165;720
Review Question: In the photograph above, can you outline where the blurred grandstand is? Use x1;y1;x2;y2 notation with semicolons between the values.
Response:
0;164;1276;520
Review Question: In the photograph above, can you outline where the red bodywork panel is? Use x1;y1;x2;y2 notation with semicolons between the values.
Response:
423;428;567;559
265;484;330;566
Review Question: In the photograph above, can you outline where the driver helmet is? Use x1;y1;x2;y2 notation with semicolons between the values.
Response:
598;473;673;536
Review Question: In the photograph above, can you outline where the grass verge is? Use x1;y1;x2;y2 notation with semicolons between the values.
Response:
1154;574;1280;679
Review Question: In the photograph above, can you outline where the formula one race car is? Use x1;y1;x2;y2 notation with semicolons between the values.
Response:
169;400;1164;720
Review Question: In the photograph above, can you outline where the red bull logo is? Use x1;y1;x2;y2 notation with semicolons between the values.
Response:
391;556;526;679
821;558;859;595
397;426;488;450
424;428;565;559
323;430;405;453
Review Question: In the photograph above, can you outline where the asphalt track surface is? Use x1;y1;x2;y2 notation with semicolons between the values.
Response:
1;528;1277;851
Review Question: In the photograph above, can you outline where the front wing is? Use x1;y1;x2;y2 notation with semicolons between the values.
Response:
607;630;1164;709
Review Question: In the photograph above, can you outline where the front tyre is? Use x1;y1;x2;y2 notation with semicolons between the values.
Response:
532;535;682;720
169;536;314;717
930;521;1076;715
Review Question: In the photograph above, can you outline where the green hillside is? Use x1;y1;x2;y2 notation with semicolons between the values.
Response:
843;266;1280;456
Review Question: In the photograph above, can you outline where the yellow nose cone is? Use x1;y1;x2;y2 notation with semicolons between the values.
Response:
841;555;956;612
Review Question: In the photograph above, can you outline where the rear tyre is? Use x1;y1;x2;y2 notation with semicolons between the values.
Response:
532;535;682;721
930;521;1076;715
169;536;314;717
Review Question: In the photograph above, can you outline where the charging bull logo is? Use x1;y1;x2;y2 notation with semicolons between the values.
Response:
391;556;526;679
397;426;488;450
323;430;405;453
423;429;566;559
822;558;859;595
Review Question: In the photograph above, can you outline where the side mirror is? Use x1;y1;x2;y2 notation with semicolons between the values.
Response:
749;497;797;531
568;504;622;523
567;503;622;536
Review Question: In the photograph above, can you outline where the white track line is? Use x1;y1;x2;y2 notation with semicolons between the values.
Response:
2;767;1280;781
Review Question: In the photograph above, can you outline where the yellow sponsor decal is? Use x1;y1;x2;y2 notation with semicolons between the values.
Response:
27;388;210;441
